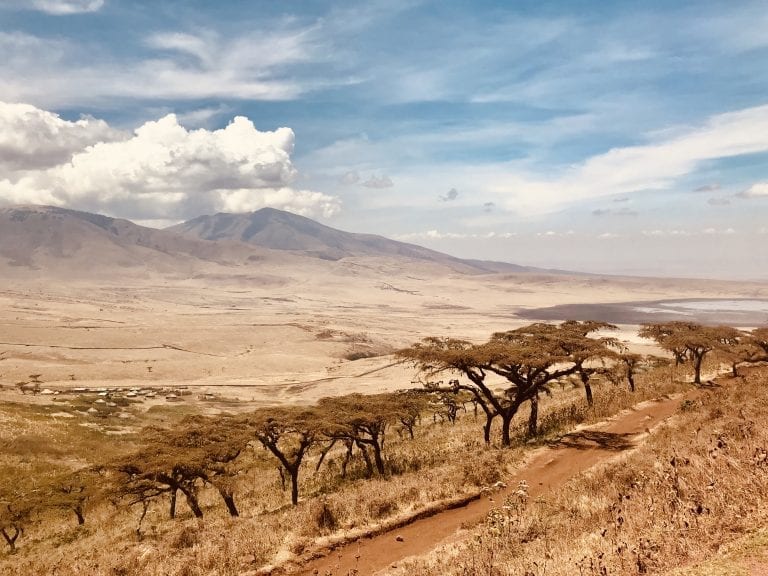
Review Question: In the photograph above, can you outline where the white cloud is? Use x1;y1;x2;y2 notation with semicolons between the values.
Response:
397;230;515;241
492;104;768;213
642;229;692;237
0;105;340;219
339;170;361;185
362;174;394;189
702;227;736;235
0;28;321;106
0;101;123;173
29;0;104;14
598;232;620;239
738;181;768;198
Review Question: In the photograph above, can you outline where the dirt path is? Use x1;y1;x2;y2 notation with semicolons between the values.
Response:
293;389;700;576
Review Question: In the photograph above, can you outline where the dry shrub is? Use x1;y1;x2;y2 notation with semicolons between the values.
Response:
367;497;399;519
307;499;338;533
461;451;504;487
171;524;201;550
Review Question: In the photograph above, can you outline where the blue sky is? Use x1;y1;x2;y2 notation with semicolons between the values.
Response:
0;0;767;278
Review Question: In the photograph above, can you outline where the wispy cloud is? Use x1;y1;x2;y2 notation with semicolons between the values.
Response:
0;26;324;106
29;0;104;15
492;104;768;213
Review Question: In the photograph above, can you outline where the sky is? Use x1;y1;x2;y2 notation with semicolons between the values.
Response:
0;0;767;279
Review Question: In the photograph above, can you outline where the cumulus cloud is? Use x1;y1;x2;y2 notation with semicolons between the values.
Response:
362;174;394;189
0;101;123;173
29;0;104;14
737;181;768;198
439;188;459;201
0;104;340;219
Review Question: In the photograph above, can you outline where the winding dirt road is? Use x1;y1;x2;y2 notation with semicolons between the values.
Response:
292;389;700;576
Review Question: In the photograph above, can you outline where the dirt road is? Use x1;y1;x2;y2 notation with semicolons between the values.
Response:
293;390;699;576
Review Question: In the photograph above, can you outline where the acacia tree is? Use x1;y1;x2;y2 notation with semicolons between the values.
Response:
639;322;741;384
393;390;429;439
0;473;41;553
399;322;617;445
716;327;768;376
244;406;325;506
553;320;620;407
319;394;401;477
45;467;102;525
113;417;248;519
168;417;248;517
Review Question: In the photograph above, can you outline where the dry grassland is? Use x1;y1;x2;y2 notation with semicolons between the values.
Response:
0;355;697;575
397;365;768;576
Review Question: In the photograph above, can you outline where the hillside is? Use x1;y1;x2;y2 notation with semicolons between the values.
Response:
0;205;535;278
167;207;529;273
0;205;276;278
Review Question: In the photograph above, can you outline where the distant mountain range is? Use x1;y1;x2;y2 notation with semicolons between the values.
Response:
0;205;537;277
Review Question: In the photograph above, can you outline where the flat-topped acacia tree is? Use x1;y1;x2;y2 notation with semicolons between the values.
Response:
720;327;768;376
318;393;415;477
639;322;741;384
113;416;248;519
243;406;326;506
398;321;618;445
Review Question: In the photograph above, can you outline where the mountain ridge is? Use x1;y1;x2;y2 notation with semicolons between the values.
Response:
167;207;531;273
0;204;540;277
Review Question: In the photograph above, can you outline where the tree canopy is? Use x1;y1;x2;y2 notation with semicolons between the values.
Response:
398;321;619;445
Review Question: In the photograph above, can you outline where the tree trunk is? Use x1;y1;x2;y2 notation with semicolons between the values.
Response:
693;353;703;384
581;372;594;407
169;488;177;519
178;485;203;518
527;394;539;438
356;442;374;477
501;413;514;447
372;442;386;476
627;370;636;392
732;362;739;378
483;412;493;444
1;526;21;552
341;440;353;478
290;468;300;506
73;504;85;525
216;486;240;517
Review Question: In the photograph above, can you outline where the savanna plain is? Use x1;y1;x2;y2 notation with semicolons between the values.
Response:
3;247;768;576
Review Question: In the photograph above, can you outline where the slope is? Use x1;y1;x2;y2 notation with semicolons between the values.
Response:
168;207;530;273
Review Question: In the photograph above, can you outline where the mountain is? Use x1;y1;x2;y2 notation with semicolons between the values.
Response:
0;204;538;278
0;205;264;276
167;207;529;273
